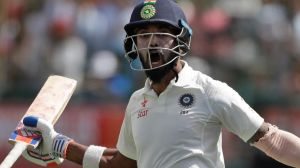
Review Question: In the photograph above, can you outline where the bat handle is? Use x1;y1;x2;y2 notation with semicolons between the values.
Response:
0;142;28;168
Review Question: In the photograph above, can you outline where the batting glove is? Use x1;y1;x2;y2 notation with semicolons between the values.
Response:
21;116;73;166
22;145;64;167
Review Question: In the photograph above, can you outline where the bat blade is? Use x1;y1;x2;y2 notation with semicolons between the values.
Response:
0;75;77;168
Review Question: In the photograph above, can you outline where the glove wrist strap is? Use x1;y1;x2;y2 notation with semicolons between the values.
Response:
52;134;73;158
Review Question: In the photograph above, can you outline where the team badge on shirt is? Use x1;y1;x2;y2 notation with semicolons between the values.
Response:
178;93;194;108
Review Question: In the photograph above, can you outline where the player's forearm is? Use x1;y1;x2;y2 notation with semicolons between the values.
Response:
66;141;87;165
252;125;300;167
66;141;120;167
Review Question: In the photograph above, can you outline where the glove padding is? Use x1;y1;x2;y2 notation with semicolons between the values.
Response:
22;145;64;167
21;116;73;167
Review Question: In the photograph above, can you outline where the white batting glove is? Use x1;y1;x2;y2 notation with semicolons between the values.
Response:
22;145;64;167
21;116;73;166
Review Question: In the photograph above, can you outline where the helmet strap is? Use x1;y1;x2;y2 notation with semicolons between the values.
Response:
172;69;179;83
171;57;179;83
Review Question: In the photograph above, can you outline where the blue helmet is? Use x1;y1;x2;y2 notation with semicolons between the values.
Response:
124;0;193;71
125;0;192;35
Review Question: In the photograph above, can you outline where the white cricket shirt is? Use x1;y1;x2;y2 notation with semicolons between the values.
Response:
117;61;264;168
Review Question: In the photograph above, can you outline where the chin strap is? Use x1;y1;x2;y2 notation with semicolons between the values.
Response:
172;57;179;83
172;69;179;83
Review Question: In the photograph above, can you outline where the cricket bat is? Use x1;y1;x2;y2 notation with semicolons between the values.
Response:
0;75;77;168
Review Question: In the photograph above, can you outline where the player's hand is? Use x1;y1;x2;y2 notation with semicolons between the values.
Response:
20;117;64;167
22;116;73;158
22;146;64;167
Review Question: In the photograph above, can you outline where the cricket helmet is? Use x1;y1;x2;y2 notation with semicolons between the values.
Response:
124;0;193;71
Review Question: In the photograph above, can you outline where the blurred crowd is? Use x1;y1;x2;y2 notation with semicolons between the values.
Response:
0;0;300;106
1;0;300;167
0;0;139;102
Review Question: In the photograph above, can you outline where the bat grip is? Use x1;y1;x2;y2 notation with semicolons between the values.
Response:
0;142;28;168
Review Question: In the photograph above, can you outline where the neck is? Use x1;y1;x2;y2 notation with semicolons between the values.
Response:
151;60;183;96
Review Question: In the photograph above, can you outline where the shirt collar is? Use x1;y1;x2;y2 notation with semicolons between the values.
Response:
170;60;193;87
143;60;193;94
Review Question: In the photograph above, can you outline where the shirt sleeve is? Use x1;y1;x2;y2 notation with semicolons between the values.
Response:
116;104;137;160
206;78;264;142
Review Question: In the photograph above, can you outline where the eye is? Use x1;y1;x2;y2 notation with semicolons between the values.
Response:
139;33;151;39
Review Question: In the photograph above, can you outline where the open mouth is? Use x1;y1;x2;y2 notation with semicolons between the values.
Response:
149;50;163;64
151;53;160;62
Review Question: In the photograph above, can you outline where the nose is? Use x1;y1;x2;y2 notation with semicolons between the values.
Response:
149;34;159;47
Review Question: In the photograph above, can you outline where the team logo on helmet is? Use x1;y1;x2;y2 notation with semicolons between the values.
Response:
179;93;194;108
140;4;156;20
